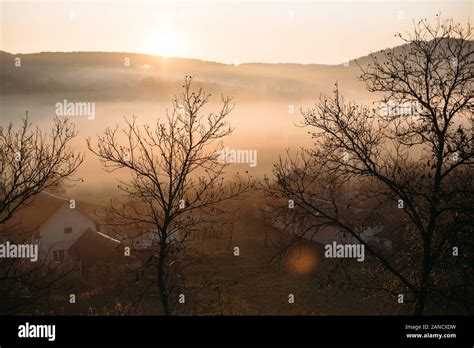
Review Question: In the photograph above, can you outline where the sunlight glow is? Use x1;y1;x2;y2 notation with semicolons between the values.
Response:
145;29;187;58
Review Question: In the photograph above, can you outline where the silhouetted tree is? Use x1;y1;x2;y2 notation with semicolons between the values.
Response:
0;115;83;225
88;77;251;315
0;115;83;312
265;16;473;315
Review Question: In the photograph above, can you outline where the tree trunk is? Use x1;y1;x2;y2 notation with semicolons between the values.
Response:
413;288;426;315
414;236;433;315
157;228;170;316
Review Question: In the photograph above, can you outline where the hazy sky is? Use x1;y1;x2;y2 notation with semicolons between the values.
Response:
1;1;472;64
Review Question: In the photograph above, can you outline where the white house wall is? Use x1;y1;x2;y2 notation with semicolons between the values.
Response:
39;203;95;258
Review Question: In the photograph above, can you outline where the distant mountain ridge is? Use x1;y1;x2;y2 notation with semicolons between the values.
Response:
1;40;467;102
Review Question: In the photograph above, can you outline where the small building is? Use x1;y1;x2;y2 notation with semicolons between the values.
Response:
5;191;121;264
130;228;180;250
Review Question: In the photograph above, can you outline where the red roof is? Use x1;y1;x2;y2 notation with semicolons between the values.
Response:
68;228;122;265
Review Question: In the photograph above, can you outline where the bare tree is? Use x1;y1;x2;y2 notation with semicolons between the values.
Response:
0;115;83;312
0;115;83;226
88;76;251;315
264;16;473;315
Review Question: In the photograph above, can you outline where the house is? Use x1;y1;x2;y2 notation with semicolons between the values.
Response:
129;228;180;250
264;201;393;255
5;191;121;264
67;228;123;276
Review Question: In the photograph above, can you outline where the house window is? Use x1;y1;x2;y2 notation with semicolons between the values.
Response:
64;227;73;234
53;249;65;262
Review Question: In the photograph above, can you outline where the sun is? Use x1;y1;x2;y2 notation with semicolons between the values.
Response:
146;31;186;58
